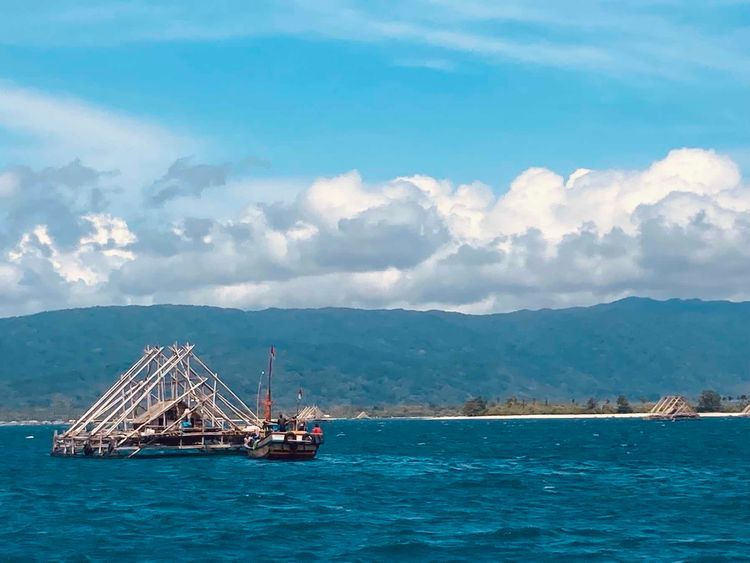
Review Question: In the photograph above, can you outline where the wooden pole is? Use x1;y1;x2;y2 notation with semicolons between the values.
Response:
257;371;264;422
64;347;161;437
90;345;193;438
191;353;261;423
117;376;207;446
264;346;274;421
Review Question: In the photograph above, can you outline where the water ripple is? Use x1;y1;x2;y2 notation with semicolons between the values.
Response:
2;418;750;560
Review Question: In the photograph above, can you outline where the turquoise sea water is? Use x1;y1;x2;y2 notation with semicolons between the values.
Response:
2;418;750;561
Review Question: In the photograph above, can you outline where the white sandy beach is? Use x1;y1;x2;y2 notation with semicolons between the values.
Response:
421;412;746;421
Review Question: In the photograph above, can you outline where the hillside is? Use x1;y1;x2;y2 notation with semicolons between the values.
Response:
1;297;749;417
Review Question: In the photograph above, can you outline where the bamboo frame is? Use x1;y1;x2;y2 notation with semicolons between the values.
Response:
298;405;326;420
52;344;262;457
647;395;699;420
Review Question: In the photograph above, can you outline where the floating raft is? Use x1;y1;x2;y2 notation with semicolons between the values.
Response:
647;395;700;420
51;344;261;458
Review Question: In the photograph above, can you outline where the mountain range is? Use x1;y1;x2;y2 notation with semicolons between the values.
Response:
1;297;749;417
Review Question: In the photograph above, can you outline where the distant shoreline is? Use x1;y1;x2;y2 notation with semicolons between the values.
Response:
0;420;71;427
418;412;747;421
1;412;748;426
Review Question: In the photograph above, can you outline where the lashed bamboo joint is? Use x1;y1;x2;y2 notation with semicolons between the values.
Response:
647;395;700;420
51;344;261;457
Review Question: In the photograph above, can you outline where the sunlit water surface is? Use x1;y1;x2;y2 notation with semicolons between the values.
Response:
2;418;750;561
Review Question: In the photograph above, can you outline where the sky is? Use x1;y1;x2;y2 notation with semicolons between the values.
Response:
0;0;749;316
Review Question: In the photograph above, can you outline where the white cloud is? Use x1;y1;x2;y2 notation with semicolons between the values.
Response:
0;1;748;78
0;84;198;185
9;214;136;286
0;170;19;198
1;147;750;316
394;58;456;72
80;214;137;248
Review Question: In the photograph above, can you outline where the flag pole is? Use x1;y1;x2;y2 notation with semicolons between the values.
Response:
264;346;274;421
256;370;264;420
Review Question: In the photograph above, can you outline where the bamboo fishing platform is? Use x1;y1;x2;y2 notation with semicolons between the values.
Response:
647;395;700;420
51;344;262;457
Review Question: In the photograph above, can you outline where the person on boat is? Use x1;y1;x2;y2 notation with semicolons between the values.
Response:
312;423;323;435
244;432;260;448
247;425;261;445
297;419;306;431
278;413;288;431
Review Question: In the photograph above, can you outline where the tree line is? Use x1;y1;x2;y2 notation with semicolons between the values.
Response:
461;390;739;417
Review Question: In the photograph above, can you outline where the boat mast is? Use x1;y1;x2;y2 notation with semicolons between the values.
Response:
264;346;275;421
256;370;264;419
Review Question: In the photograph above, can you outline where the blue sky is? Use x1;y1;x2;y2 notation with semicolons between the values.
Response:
1;1;750;315
1;1;749;188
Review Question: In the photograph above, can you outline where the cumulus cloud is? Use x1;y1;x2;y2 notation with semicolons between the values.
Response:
1;147;749;316
0;160;113;252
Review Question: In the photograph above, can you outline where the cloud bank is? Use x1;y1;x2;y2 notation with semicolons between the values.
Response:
1;146;749;317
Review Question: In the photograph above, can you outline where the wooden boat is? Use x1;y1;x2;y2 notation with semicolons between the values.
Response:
247;347;324;461
246;428;323;460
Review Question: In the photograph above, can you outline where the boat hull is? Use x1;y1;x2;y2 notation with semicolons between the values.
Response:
247;431;322;461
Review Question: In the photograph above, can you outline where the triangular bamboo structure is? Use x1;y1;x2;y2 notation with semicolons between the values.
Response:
52;344;261;457
647;395;699;420
741;403;750;416
298;405;327;420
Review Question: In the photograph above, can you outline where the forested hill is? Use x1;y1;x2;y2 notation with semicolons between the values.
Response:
1;297;749;416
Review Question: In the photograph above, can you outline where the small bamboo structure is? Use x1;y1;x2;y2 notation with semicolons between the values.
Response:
51;344;261;457
647;395;700;420
741;403;750;416
297;405;327;420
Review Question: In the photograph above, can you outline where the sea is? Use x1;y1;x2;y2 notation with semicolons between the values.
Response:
2;417;750;561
